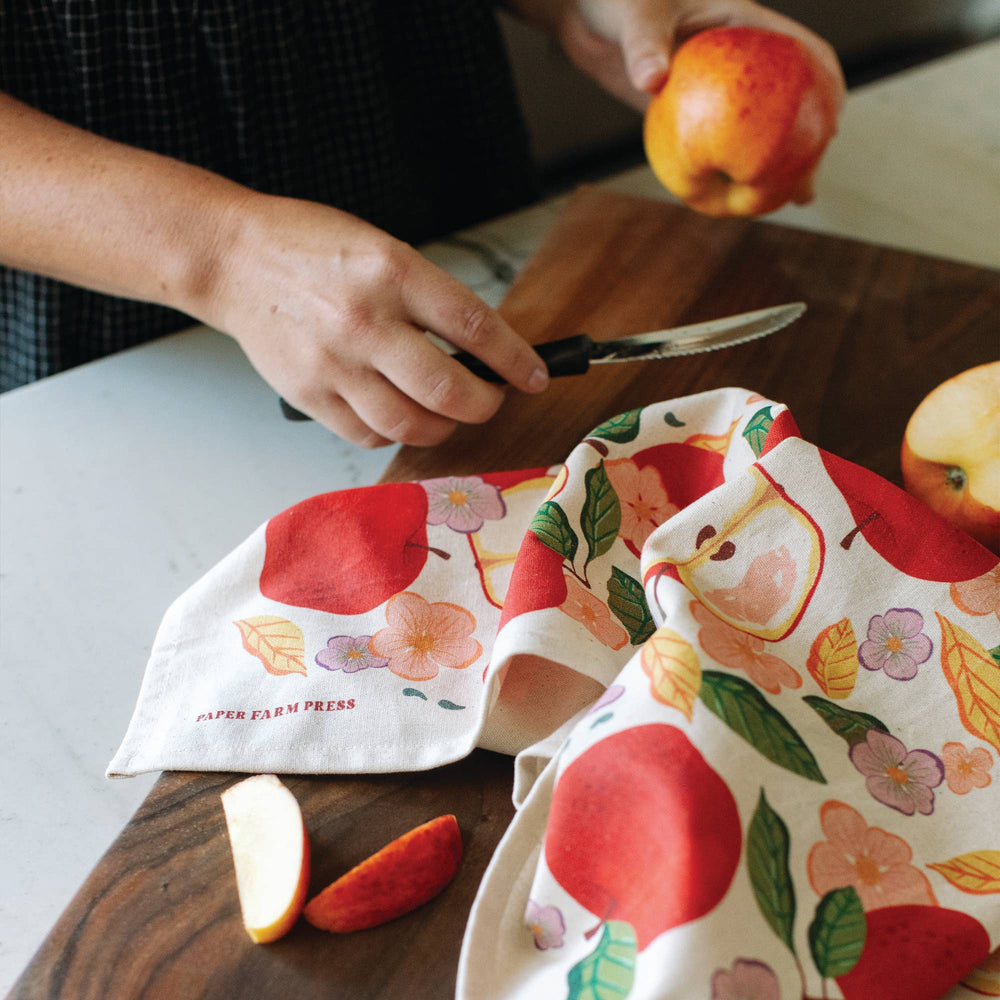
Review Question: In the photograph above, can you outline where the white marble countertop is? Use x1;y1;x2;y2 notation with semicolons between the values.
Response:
1;38;997;992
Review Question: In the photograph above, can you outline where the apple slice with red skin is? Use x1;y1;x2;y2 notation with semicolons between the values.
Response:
836;904;991;1000
221;774;311;944
304;814;463;933
260;482;440;616
544;724;742;951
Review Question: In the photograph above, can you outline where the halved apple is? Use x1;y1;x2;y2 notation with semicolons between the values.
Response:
304;814;462;933
221;774;311;943
901;361;1000;553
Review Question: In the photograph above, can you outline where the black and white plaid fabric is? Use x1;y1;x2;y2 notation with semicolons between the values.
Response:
0;1;538;391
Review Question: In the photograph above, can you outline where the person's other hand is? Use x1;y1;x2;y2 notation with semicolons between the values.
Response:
205;194;549;447
555;0;844;111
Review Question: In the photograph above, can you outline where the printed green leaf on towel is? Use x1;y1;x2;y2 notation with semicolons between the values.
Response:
567;920;637;1000
582;461;621;568
700;672;825;782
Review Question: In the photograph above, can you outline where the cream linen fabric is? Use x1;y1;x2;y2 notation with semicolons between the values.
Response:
109;387;1000;1000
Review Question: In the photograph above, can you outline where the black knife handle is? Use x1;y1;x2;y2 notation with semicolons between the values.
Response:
451;334;593;382
278;334;593;420
279;398;312;421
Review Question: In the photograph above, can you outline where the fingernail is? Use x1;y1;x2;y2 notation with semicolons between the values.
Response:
632;56;669;92
527;366;550;392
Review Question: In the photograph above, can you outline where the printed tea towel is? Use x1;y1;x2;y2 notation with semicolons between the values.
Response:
109;387;1000;999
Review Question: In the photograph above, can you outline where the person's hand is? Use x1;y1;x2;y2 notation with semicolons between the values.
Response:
203;193;550;448
552;0;844;110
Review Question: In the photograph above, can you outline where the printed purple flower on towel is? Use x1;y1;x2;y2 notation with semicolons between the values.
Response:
858;608;932;680
711;958;781;1000
850;729;944;816
423;476;505;533
524;900;565;950
315;635;388;673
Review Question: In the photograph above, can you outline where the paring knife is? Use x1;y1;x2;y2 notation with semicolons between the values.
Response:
279;302;805;420
453;301;805;381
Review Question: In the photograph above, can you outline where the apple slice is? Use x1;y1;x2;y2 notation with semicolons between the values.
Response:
221;774;311;943
304;814;462;933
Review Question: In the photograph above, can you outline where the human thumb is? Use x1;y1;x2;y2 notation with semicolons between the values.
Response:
618;2;677;92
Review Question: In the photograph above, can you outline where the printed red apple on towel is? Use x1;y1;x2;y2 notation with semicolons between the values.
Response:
822;449;998;579
260;482;438;616
543;724;742;952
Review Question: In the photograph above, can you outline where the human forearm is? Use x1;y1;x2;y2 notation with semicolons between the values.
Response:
0;92;247;319
0;93;550;447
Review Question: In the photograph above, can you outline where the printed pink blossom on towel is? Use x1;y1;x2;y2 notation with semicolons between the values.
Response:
369;592;482;681
807;800;937;910
559;576;628;649
315;635;388;673
951;566;1000;621
858;608;932;680
422;476;505;533
524;900;565;950
941;741;994;795
850;729;944;815
710;958;781;1000
603;458;678;550
690;600;802;694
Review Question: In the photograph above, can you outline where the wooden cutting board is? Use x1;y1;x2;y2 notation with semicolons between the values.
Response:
13;186;997;1000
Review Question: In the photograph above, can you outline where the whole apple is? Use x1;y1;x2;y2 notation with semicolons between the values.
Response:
643;26;840;217
901;361;1000;554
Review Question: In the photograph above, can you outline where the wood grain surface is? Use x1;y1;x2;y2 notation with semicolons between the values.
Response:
12;186;999;1000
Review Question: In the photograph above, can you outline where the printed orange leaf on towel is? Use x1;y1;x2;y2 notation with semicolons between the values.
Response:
641;627;701;719
234;616;307;676
683;417;740;455
927;851;1000;895
937;613;1000;754
807;618;859;699
369;592;481;681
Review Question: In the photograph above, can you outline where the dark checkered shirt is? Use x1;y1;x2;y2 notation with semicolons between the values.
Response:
0;1;538;390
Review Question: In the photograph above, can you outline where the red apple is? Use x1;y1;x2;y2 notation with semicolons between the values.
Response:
260;482;439;615
221;774;311;944
901;362;1000;554
303;815;462;933
822;449;997;579
836;904;990;1000
544;724;742;951
643;26;841;217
